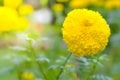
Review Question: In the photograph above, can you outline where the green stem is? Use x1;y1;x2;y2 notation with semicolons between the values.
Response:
86;54;101;80
56;53;72;80
86;63;97;80
29;42;48;80
16;65;22;80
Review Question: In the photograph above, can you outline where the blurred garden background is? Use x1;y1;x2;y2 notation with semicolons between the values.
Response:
0;0;120;80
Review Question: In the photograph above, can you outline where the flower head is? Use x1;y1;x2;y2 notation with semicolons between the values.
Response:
4;0;22;9
52;3;64;12
69;0;89;8
62;9;110;57
18;4;34;16
0;7;20;31
22;72;34;80
105;0;120;10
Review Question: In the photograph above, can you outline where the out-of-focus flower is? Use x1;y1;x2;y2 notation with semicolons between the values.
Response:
69;0;88;8
87;0;97;4
92;0;104;7
65;64;73;68
72;72;77;79
52;3;64;12
62;9;110;57
22;72;34;80
56;0;68;3
34;23;44;32
33;9;52;24
18;4;34;16
18;17;29;30
4;0;22;9
0;7;20;31
105;0;120;10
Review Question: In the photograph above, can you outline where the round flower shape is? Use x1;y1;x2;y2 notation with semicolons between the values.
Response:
4;0;22;9
52;3;64;12
18;4;34;16
62;9;110;57
0;7;20;31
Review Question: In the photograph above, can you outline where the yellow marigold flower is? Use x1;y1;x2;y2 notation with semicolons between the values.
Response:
52;3;64;12
0;7;20;31
69;0;88;8
105;0;120;10
4;0;22;9
18;4;34;16
94;0;104;7
88;0;97;4
56;0;68;3
22;72;34;80
18;17;29;30
62;9;110;57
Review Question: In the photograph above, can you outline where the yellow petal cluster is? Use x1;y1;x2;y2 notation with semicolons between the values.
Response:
62;9;110;57
22;72;34;80
69;0;120;10
52;3;64;12
18;17;29;30
105;0;120;10
0;7;20;31
69;0;88;8
18;4;34;16
4;0;22;9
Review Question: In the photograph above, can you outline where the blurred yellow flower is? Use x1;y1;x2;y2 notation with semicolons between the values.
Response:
87;0;98;5
22;72;34;80
0;7;20;31
4;0;22;9
69;0;88;8
56;0;68;3
72;72;77;79
105;0;120;10
93;0;105;7
65;64;73;68
52;3;64;12
18;17;29;30
18;4;34;16
62;9;110;57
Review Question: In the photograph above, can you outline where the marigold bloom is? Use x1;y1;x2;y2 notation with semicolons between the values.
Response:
105;0;120;10
18;17;29;30
69;0;88;8
4;0;22;9
0;7;20;31
18;4;34;16
52;3;64;12
62;9;110;57
22;72;34;80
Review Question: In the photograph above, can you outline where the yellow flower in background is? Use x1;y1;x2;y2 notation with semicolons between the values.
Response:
87;0;97;4
62;9;110;57
18;17;29;30
52;3;64;12
69;0;89;8
93;0;105;7
65;64;73;68
4;0;22;9
22;72;34;80
18;4;34;16
56;0;68;3
0;7;20;31
72;72;77;79
105;0;120;10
